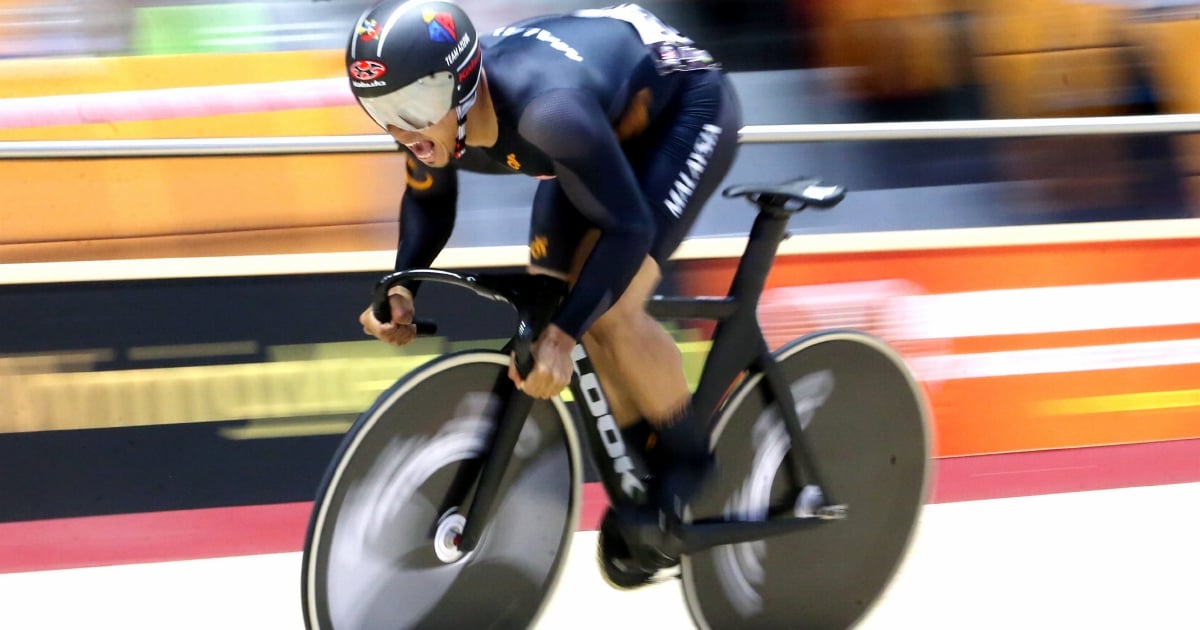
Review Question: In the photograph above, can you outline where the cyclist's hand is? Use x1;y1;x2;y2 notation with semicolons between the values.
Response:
510;324;576;399
360;286;418;346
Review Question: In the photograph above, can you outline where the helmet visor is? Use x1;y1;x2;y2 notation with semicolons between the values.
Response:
357;72;454;132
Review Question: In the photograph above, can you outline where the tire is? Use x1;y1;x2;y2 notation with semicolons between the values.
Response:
301;351;582;630
681;331;931;630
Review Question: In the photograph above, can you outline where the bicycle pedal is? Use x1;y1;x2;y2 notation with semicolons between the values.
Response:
795;485;848;520
816;504;848;520
648;564;682;582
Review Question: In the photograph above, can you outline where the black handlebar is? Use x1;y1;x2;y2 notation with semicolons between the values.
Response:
372;268;564;380
371;288;438;337
371;269;507;337
512;320;535;379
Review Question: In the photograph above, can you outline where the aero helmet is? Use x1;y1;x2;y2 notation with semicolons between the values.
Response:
347;0;483;158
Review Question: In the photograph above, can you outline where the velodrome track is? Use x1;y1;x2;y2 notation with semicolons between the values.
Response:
1;481;1197;629
4;222;1200;629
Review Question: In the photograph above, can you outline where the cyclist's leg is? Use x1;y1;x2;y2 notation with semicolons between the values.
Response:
527;182;643;429
527;186;700;441
619;70;741;514
581;252;687;426
528;197;689;580
529;69;740;510
530;220;694;436
584;69;741;437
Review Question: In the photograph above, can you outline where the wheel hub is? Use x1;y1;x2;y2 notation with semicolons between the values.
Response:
434;510;469;563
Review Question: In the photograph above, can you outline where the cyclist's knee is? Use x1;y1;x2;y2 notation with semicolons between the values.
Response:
587;302;642;347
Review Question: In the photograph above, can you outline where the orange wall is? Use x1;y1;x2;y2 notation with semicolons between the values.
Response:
679;235;1200;457
0;50;405;263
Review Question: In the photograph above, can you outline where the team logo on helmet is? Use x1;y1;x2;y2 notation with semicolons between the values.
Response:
357;18;380;42
422;9;456;44
350;60;387;81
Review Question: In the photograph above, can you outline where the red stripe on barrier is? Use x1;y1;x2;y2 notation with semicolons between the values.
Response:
581;481;608;531
2;438;1198;574
929;438;1200;503
0;502;310;574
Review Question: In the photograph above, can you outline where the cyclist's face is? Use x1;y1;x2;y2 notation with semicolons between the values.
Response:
388;109;457;167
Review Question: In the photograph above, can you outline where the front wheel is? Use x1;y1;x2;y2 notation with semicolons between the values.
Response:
301;351;582;630
682;331;932;629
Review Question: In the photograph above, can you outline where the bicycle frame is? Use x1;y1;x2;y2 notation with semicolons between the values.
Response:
649;205;830;500
372;196;840;556
588;205;840;554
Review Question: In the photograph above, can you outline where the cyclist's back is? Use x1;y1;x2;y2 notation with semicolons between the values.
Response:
468;11;705;174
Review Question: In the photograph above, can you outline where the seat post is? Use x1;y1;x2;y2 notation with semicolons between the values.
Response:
688;204;792;423
689;178;843;422
722;204;792;307
716;176;845;306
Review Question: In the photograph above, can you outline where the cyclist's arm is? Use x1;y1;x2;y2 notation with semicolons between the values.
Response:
518;88;656;340
394;152;458;279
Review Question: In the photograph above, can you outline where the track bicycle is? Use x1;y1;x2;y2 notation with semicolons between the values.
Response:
301;176;932;629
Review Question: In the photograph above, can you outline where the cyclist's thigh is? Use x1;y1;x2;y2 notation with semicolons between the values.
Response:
634;71;742;264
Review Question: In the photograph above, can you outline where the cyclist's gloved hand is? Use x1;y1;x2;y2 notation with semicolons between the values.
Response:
360;285;418;346
509;324;576;399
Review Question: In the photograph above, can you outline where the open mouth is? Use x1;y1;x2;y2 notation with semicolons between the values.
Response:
407;140;436;161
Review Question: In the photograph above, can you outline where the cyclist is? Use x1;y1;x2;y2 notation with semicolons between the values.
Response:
352;0;741;569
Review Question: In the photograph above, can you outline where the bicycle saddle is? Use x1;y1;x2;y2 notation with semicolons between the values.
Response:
723;177;846;211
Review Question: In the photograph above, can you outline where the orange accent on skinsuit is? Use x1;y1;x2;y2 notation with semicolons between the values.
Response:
614;88;652;142
405;155;434;191
529;235;549;260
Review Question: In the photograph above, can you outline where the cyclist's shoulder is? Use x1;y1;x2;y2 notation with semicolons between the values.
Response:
482;11;643;67
482;14;647;117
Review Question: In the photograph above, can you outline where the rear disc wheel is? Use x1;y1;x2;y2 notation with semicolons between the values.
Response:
682;332;931;629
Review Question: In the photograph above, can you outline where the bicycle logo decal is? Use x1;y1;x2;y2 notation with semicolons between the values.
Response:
571;344;648;500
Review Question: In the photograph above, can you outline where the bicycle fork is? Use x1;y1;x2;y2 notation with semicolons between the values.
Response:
454;383;535;554
454;319;541;555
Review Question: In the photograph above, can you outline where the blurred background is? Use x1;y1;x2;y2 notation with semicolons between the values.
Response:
3;0;1200;264
1;0;1199;569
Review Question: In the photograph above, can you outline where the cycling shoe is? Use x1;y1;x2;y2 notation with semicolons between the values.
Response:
596;507;676;590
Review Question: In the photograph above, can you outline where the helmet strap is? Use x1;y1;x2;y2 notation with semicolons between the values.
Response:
451;69;481;160
453;104;469;159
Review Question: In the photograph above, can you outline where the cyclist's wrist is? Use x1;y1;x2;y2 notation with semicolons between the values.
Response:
387;284;415;301
541;322;578;347
547;313;583;343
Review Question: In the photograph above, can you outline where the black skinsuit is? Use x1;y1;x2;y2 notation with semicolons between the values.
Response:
395;5;742;339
